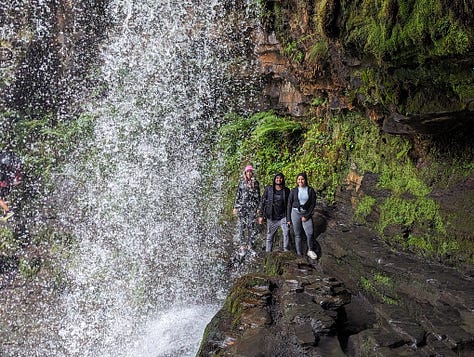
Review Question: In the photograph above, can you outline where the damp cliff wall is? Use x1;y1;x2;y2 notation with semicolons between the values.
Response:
199;1;473;356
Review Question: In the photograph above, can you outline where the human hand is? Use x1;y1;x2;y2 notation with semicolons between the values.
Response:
258;217;263;225
301;217;307;222
233;208;238;215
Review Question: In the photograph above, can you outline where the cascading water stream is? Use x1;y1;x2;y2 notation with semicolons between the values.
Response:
32;1;260;356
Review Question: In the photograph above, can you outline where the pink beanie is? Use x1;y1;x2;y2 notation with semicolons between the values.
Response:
244;165;254;172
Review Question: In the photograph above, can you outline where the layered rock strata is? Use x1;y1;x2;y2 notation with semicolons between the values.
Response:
198;253;351;356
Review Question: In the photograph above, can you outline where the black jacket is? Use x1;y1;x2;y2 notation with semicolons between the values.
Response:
287;186;316;221
259;174;290;221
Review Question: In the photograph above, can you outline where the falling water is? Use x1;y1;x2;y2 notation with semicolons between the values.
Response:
4;1;260;356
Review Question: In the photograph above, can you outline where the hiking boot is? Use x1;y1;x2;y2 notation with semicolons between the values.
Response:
1;210;14;221
307;250;318;260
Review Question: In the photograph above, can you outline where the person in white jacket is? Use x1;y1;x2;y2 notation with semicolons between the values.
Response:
287;172;318;260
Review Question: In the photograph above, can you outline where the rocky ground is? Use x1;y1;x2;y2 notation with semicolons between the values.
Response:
199;196;474;356
318;203;474;356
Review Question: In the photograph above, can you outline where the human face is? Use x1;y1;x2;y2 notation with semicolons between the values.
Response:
275;175;283;185
297;175;306;187
245;170;253;179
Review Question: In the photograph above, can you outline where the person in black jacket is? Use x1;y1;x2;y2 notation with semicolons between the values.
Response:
258;172;291;252
287;172;318;260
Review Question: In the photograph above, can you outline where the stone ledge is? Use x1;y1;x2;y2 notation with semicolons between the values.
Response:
198;252;351;356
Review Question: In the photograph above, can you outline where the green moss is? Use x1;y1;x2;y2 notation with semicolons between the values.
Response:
406;233;458;256
316;0;337;38
310;96;328;107
360;273;399;305
343;0;472;62
263;254;284;276
0;226;16;252
340;0;474;114
18;257;41;280
308;39;329;63
379;196;444;233
224;275;270;327
284;41;304;63
263;252;299;276
375;194;466;259
373;272;392;286
378;162;430;196
354;195;377;223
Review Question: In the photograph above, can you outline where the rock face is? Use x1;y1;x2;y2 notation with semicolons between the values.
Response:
318;202;474;356
200;201;474;356
198;253;351;356
0;1;108;112
252;0;474;136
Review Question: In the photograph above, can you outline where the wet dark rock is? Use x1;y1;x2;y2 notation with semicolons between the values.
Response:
198;253;351;356
317;205;474;356
383;109;474;135
201;194;473;356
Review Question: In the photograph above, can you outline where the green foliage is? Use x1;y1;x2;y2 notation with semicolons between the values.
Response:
218;111;352;202
255;0;273;27
284;41;304;63
218;107;472;262
308;39;329;63
378;195;448;257
219;112;259;174
379;196;444;232
405;233;460;257
310;96;327;107
342;0;474;114
218;111;303;188
0;109;93;282
420;145;474;190
19;257;41;280
343;0;473;62
378;162;430;196
354;195;377;223
0;110;94;189
0;226;18;253
360;273;399;305
347;118;383;173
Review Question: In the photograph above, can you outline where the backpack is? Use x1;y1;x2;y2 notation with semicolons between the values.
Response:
0;151;23;187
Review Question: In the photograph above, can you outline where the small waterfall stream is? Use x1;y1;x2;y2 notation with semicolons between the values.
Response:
41;1;258;356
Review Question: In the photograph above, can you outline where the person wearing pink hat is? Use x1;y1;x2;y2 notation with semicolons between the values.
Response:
233;165;260;249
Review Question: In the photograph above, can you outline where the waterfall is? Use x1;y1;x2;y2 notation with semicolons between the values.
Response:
25;1;259;356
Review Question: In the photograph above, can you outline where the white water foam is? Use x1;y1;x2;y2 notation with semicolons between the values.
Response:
124;305;218;357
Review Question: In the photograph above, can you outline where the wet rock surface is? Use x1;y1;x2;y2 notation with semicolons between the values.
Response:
318;204;474;356
198;253;351;356
200;197;474;356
